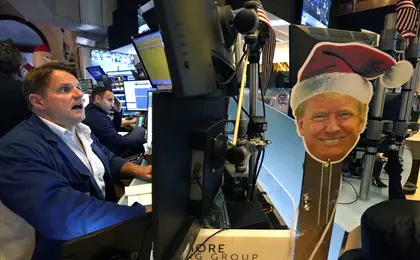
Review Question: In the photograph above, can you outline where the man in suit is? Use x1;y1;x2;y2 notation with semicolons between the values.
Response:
0;63;152;260
83;87;146;157
0;40;32;137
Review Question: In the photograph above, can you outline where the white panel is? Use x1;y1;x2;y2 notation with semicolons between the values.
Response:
80;0;103;27
53;0;80;21
101;0;117;27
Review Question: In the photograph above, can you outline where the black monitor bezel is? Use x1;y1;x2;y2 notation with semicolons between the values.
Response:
131;28;171;89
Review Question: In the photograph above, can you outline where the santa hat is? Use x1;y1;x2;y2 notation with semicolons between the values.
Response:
290;42;414;113
33;45;51;53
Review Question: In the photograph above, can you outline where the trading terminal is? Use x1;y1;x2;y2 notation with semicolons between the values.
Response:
2;0;420;260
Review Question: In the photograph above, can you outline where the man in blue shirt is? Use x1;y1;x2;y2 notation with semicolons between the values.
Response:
0;63;152;260
83;87;146;157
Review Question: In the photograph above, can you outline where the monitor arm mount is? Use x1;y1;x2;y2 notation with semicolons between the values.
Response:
394;37;420;157
359;13;407;200
225;1;271;202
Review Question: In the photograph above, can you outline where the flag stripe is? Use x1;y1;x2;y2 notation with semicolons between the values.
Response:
396;0;418;39
256;0;275;94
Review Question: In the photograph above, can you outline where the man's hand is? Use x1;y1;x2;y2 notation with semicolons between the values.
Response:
120;162;152;181
137;165;152;181
114;97;122;113
146;206;152;213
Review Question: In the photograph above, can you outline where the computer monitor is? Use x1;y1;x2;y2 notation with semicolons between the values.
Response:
86;66;107;81
124;80;153;112
300;0;332;28
60;214;153;260
132;29;172;91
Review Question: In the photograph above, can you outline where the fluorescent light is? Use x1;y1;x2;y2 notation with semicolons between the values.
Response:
76;36;95;47
270;19;290;26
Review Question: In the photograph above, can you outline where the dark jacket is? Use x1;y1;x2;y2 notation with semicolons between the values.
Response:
0;115;145;259
0;73;32;137
83;103;146;155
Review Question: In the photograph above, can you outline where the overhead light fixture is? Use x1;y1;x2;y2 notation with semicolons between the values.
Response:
76;36;95;47
76;24;100;31
270;19;290;26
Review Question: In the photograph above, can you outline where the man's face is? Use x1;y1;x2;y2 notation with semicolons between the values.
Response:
32;70;85;129
296;93;366;163
94;91;115;113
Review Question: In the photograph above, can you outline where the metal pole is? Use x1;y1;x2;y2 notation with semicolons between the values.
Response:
395;37;420;156
247;61;259;200
360;80;387;200
359;13;399;200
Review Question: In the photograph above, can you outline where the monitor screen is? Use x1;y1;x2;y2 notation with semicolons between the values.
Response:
86;66;106;81
301;0;331;28
132;30;172;86
124;80;153;111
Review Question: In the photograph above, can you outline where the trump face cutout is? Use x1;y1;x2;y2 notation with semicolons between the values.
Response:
290;42;413;164
295;92;368;163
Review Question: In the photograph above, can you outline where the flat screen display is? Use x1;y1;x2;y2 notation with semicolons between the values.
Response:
132;30;172;87
85;66;106;81
301;0;331;28
124;80;153;111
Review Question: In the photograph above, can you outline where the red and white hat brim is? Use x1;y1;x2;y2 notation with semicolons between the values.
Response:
290;72;373;113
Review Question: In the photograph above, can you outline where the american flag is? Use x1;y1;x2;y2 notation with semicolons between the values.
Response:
256;1;272;29
256;1;276;94
396;0;419;39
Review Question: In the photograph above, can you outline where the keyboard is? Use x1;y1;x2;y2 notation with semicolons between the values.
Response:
125;153;144;165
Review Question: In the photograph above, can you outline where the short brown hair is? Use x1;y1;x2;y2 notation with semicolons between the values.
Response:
22;63;76;110
91;87;112;101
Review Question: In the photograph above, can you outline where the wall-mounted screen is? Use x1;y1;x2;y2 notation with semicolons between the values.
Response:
90;49;136;72
301;0;331;28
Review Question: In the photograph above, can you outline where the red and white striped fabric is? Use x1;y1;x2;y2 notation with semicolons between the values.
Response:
256;0;276;94
396;0;418;39
256;1;272;29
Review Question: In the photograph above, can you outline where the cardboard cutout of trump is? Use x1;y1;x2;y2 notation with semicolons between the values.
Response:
290;42;414;164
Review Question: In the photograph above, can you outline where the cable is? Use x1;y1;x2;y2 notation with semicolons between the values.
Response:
251;148;265;199
218;49;247;85
186;228;229;259
231;95;264;140
258;72;266;118
338;178;358;205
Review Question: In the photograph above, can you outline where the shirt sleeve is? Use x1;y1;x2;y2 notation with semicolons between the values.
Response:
0;140;145;241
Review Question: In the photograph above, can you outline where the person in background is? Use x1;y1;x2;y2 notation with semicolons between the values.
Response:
0;63;151;260
0;40;32;137
83;87;146;157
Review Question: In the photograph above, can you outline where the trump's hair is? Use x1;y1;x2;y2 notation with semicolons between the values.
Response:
294;92;368;124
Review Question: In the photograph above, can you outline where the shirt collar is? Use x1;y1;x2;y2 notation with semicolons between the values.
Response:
38;116;92;142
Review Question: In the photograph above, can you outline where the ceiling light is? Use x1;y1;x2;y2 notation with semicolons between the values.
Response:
270;20;290;26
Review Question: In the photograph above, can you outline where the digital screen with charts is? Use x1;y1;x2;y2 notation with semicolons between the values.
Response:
124;80;152;111
301;0;331;28
133;31;172;86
